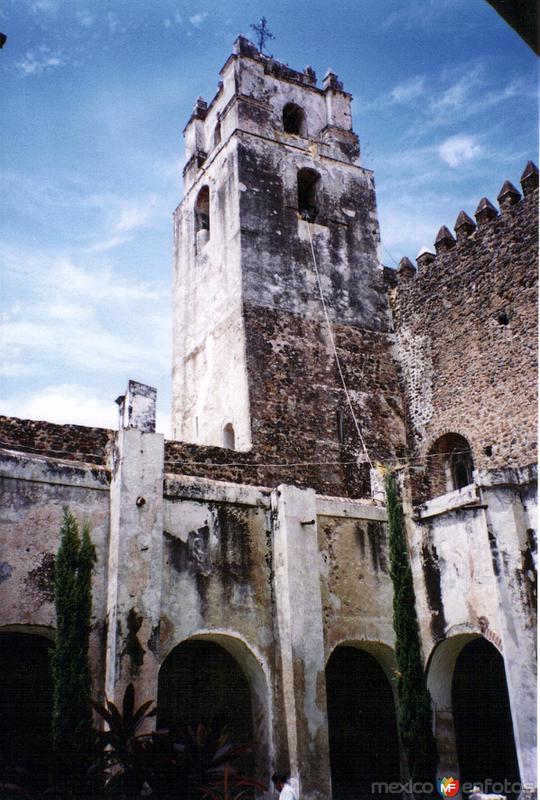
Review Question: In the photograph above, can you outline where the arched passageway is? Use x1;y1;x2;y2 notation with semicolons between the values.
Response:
326;645;401;799
157;635;271;797
0;631;54;787
158;638;253;741
453;637;520;792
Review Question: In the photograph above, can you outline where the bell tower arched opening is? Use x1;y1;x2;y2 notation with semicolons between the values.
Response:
297;167;320;222
194;185;210;246
283;102;305;135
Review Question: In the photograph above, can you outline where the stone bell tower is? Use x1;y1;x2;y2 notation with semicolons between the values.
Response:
172;36;405;493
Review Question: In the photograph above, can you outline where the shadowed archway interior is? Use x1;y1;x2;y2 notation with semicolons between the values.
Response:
452;637;520;792
0;632;53;787
326;646;401;799
157;639;253;744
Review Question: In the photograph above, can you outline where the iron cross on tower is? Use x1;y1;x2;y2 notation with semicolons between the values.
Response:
250;17;274;54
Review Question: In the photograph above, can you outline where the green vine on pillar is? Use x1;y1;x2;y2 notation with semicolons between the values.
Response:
385;471;438;784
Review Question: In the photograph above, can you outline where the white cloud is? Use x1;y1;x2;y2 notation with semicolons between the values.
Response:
15;46;65;77
382;0;468;33
86;235;131;253
30;0;58;13
1;384;171;435
189;12;208;28
107;11;119;34
164;13;183;28
2;246;170;383
431;65;484;112
1;385;118;428
379;204;443;253
438;134;483;167
390;76;426;103
116;196;159;232
76;10;93;27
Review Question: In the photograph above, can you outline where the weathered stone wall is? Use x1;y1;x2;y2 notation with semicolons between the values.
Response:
244;306;406;497
0;415;112;465
0;450;111;698
392;177;538;502
318;512;395;655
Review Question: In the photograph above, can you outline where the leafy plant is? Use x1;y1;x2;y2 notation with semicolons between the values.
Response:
200;762;267;800
90;682;169;797
51;509;96;767
172;724;265;800
90;688;266;800
385;472;438;785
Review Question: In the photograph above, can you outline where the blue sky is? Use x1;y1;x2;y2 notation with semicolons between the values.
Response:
0;0;537;434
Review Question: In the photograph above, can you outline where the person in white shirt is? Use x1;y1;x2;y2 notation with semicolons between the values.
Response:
272;771;298;800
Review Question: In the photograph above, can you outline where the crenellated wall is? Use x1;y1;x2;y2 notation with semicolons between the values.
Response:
392;162;538;503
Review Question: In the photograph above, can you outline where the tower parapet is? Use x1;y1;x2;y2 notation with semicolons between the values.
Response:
392;163;538;482
181;35;360;194
397;163;538;284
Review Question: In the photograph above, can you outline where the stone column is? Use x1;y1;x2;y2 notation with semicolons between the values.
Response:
272;484;331;800
479;469;537;794
105;381;164;715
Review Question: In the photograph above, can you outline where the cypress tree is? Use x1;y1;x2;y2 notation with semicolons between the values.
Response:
385;472;438;785
52;508;96;761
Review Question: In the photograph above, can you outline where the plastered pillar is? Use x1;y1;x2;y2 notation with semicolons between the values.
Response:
105;382;164;715
479;471;537;794
272;484;331;800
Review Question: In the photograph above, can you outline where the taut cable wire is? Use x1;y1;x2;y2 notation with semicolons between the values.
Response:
303;215;374;470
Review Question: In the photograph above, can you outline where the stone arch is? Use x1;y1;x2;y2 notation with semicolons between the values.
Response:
158;630;272;783
427;632;520;787
0;623;56;640
425;432;475;497
0;627;54;791
325;640;403;797
421;426;476;460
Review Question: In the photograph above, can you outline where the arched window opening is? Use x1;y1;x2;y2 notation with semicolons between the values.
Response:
213;120;222;149
451;450;472;490
195;185;210;242
283;102;305;136
297;168;320;222
427;433;474;496
326;646;401;798
223;423;235;450
453;638;520;793
0;632;53;793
